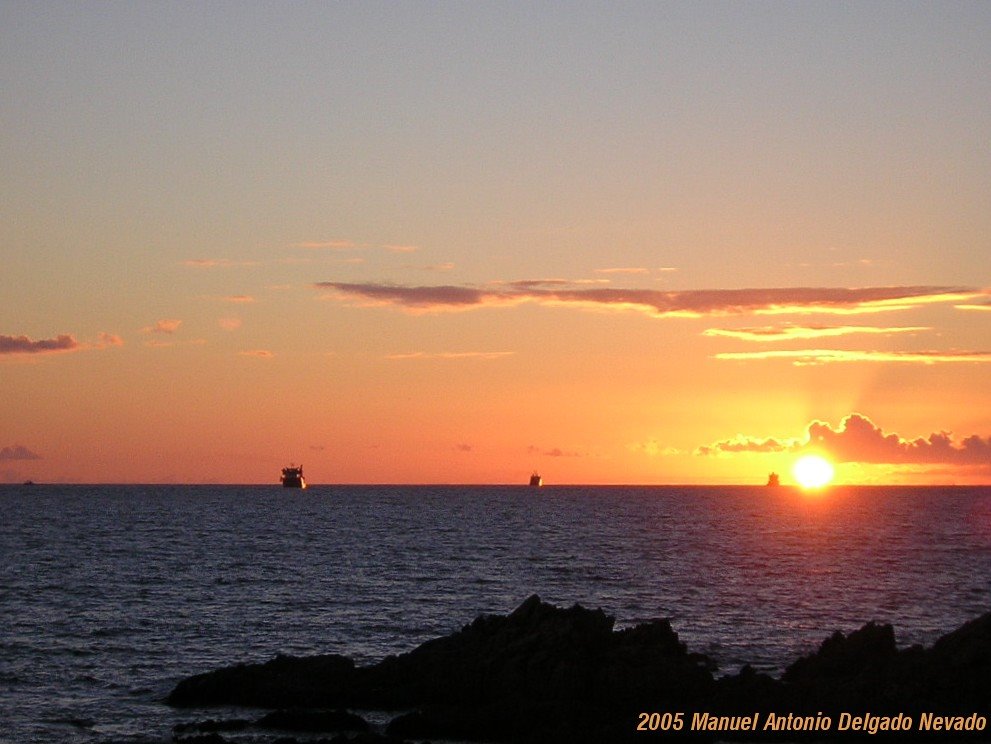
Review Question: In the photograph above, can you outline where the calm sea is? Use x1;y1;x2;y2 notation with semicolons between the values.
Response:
1;484;990;743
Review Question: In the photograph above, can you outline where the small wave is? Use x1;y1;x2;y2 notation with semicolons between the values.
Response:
91;627;132;639
42;717;95;729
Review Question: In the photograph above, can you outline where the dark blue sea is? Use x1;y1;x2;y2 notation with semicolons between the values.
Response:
2;484;990;743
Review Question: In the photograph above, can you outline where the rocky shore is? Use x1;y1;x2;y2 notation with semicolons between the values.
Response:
167;595;991;742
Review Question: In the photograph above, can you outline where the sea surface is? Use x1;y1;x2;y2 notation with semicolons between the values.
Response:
1;484;990;743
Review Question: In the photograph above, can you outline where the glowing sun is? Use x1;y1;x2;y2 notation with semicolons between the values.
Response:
793;455;835;489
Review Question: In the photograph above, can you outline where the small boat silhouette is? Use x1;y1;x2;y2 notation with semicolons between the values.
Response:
766;472;780;486
280;464;306;489
529;472;542;487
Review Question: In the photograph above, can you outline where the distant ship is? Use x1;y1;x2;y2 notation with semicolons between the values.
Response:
281;464;306;489
766;472;780;487
529;471;542;487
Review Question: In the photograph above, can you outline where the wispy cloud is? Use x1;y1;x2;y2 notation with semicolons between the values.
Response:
595;267;650;275
528;445;582;458
222;295;255;303
696;413;991;467
1;333;79;355
239;349;274;358
0;444;41;461
182;258;261;268
384;244;419;254
294;240;357;250
696;436;796;456
141;319;182;335
713;349;991;365
315;282;980;318
698;413;991;466
385;351;516;361
955;302;991;312
218;318;242;331
96;332;124;348
703;325;930;342
800;258;880;268
629;439;682;457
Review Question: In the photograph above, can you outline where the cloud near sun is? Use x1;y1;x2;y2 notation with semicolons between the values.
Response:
315;282;982;318
697;414;991;466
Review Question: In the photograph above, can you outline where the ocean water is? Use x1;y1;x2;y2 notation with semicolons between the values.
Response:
1;484;990;743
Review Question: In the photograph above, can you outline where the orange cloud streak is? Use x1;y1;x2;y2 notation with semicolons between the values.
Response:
713;349;991;365
385;351;516;360
315;282;981;318
703;325;930;342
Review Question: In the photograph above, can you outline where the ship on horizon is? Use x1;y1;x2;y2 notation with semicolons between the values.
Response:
766;472;780;487
281;464;306;489
529;471;542;487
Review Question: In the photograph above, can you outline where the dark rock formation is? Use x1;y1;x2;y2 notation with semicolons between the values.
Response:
173;718;250;733
256;707;370;733
167;595;991;742
168;654;356;708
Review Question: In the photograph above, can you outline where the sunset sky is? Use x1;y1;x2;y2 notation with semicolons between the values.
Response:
2;2;989;485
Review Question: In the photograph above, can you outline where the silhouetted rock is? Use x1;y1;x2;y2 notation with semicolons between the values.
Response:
167;597;991;742
167;654;356;708
172;733;229;744
256;708;369;733
784;622;899;685
922;611;991;710
173;719;250;733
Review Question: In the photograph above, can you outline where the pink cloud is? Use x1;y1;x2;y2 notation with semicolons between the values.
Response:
223;295;255;303
318;283;496;311
0;444;41;461
0;334;79;354
315;282;981;318
239;349;274;358
141;319;182;335
218;318;242;331
804;414;991;465
96;332;124;348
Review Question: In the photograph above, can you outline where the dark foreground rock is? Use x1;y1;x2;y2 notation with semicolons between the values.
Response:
168;596;991;742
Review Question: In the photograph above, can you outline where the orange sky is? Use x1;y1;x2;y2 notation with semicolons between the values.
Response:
2;4;989;485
